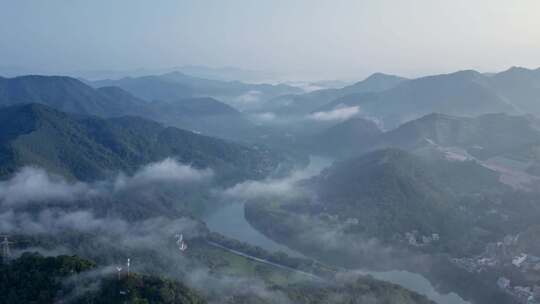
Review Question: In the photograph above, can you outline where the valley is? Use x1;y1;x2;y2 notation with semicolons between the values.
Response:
2;7;540;302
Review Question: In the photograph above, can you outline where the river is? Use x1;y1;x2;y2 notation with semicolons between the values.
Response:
203;157;469;304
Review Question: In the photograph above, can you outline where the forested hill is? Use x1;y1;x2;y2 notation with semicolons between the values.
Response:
0;103;284;182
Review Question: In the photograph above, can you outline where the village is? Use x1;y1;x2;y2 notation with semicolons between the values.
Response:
450;234;540;304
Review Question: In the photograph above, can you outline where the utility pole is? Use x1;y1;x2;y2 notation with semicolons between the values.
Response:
126;258;130;277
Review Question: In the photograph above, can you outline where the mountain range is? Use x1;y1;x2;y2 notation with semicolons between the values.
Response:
263;72;406;115
4;66;540;304
91;71;302;110
0;75;258;140
314;67;540;129
311;110;540;171
0;75;146;117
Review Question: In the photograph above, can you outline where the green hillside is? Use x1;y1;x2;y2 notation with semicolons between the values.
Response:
0;253;206;304
0;103;283;182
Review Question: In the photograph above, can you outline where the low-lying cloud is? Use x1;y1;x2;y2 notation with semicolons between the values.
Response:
0;158;210;265
0;209;126;235
221;175;302;200
308;105;359;122
0;167;95;206
113;157;213;191
221;156;331;200
250;112;277;123
0;158;213;207
232;90;264;111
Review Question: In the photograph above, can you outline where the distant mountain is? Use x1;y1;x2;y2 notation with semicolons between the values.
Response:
341;72;407;95
147;97;257;140
0;75;261;140
92;74;194;102
310;110;540;162
303;117;383;156
266;73;407;115
0;75;146;117
376;112;540;161
316;67;540;129
92;72;302;110
308;112;540;190
70;65;277;82
0;65;47;78
320;70;519;129
174;65;277;82
0;103;283;181
151;97;241;118
489;66;540;113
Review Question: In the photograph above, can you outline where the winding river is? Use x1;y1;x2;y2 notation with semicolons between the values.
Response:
203;157;469;304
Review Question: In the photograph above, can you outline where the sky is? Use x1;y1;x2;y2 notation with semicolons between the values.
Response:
1;0;540;80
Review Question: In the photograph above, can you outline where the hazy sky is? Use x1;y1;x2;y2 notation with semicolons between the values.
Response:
1;0;540;80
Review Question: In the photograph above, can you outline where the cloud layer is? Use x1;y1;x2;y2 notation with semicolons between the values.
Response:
308;105;359;122
0;158;213;207
0;167;95;206
221;156;331;200
113;157;213;191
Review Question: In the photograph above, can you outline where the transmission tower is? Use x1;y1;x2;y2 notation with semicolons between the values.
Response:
0;235;15;263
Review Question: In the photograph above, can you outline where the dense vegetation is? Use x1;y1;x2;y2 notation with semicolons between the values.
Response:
0;103;284;182
88;274;206;304
0;253;95;303
305;149;504;249
0;253;206;304
1;247;437;304
246;148;540;257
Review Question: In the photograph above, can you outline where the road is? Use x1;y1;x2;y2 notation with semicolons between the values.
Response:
206;240;323;281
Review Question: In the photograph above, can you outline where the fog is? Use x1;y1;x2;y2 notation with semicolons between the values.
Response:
0;158;210;256
308;106;360;122
0;167;96;205
0;158;213;208
113;157;213;191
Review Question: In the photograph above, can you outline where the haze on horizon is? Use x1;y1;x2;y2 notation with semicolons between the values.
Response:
1;0;540;80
